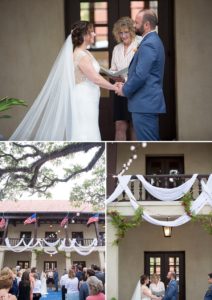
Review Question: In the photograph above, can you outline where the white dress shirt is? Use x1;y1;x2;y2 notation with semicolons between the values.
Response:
33;279;42;293
60;273;68;286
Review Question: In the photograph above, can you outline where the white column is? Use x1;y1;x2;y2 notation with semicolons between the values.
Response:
107;219;119;300
0;250;5;269
98;250;105;270
31;251;37;268
65;252;72;271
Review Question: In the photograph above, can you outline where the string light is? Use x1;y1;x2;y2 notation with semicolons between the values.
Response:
114;143;148;176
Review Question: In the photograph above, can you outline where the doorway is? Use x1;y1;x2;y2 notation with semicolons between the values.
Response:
44;261;57;272
64;0;176;140
145;251;185;300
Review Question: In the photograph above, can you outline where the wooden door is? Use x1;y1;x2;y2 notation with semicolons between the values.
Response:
145;251;185;300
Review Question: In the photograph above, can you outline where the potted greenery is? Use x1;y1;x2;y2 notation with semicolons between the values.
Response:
0;97;27;140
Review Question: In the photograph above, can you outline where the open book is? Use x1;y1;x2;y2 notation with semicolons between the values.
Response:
100;66;128;78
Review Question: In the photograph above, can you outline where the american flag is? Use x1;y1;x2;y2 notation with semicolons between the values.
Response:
60;215;68;227
87;213;99;226
24;213;37;225
0;218;6;229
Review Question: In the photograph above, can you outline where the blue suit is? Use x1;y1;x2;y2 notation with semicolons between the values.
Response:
204;285;212;300
163;280;178;300
123;31;166;141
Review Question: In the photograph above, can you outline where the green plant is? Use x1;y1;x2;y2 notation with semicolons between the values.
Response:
181;192;194;217
192;213;212;235
181;193;212;235
0;97;27;118
111;298;117;300
108;206;143;245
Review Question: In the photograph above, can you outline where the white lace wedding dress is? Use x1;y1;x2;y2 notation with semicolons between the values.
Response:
10;35;101;141
72;50;101;141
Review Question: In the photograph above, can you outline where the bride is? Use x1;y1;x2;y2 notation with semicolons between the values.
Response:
10;21;117;141
131;274;162;300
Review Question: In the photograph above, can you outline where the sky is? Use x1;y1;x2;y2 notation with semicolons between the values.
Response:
17;147;104;200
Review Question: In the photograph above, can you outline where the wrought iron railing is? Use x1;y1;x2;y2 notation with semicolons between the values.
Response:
113;174;209;201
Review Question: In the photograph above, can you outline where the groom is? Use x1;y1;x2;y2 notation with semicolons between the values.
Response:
116;9;166;141
162;272;178;300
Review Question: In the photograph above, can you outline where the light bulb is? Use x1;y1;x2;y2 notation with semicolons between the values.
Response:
133;154;138;159
142;142;147;148
130;145;136;151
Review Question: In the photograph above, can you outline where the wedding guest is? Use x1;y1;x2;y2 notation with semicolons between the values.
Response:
79;269;95;300
76;265;83;282
140;274;161;300
60;271;68;300
0;268;17;300
150;274;165;297
32;273;41;300
65;269;79;300
86;276;105;300
18;271;31;300
204;273;212;300
9;268;18;297
111;17;142;141
17;270;23;286
92;266;105;287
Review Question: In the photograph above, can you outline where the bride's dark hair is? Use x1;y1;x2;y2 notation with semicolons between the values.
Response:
140;274;149;285
71;21;93;49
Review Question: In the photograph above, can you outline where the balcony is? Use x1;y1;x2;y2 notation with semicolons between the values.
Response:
114;174;209;202
0;237;105;247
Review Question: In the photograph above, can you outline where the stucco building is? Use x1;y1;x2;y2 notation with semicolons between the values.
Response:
0;200;105;277
107;142;212;300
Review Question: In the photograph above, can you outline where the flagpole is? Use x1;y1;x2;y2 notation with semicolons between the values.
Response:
94;222;100;245
33;218;38;244
65;224;69;246
64;213;69;246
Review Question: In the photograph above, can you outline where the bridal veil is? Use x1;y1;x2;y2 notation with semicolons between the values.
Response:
10;35;75;141
131;280;141;300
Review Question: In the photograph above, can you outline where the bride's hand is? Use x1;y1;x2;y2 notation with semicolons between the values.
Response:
113;82;121;92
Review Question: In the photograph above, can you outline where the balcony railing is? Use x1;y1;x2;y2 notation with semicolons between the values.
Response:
114;174;209;201
0;237;105;247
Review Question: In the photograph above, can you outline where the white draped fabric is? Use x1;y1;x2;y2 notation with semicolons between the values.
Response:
136;174;198;201
4;237;98;256
107;174;212;227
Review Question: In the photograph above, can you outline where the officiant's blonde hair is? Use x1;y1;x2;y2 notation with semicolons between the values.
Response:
113;17;136;43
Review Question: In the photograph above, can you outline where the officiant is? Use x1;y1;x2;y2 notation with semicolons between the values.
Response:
111;17;142;141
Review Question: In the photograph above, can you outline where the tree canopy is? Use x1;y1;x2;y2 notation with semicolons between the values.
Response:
0;142;105;207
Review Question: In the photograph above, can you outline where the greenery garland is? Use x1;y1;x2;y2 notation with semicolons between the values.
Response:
181;193;212;234
108;206;143;245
